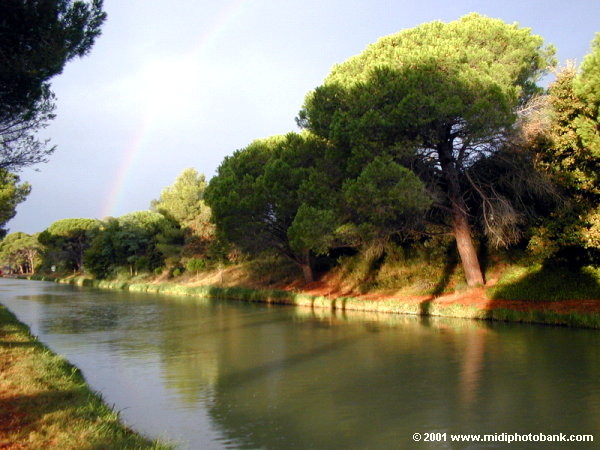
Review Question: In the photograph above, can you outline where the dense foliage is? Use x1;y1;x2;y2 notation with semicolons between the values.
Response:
3;15;598;295
38;218;99;272
0;1;105;271
0;170;30;238
527;34;600;265
205;132;328;282
0;231;42;273
296;13;555;286
151;168;214;256
84;211;183;278
0;0;106;172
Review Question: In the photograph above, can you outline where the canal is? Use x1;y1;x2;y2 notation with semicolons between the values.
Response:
1;278;599;448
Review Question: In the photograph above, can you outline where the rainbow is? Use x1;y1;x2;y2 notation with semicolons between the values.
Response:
99;0;249;219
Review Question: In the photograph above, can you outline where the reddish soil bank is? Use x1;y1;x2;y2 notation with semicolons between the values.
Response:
292;277;600;316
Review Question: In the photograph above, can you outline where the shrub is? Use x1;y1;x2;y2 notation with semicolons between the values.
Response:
186;258;206;274
171;267;184;278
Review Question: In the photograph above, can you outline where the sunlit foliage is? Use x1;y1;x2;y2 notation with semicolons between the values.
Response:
299;13;555;285
38;218;99;272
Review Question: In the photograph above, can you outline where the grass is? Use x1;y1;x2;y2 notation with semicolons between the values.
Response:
489;264;600;301
0;304;172;449
332;242;475;296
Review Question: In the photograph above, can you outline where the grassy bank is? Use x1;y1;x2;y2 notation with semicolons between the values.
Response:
29;268;600;329
489;264;600;301
0;304;171;449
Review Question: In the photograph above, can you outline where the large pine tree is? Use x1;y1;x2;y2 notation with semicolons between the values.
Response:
299;13;555;286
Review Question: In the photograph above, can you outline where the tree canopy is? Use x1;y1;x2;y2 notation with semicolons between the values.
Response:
38;217;99;272
0;231;42;273
526;34;600;265
151;168;214;244
0;0;106;171
205;132;329;282
299;13;555;285
84;211;183;278
8;14;597;293
0;170;30;238
572;33;600;195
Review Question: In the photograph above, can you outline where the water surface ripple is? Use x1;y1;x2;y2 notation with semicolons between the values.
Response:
1;278;599;449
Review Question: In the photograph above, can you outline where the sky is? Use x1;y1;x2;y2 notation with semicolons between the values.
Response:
7;0;600;234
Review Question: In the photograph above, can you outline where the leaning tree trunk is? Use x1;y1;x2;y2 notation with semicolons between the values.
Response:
438;142;485;287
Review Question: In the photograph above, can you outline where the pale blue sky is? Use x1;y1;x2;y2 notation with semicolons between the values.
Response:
7;0;599;234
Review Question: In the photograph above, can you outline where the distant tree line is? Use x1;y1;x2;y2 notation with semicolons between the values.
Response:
1;14;598;288
0;168;213;277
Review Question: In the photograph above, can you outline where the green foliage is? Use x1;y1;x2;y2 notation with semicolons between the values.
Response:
118;211;182;273
0;231;43;273
39;218;99;272
205;138;273;253
151;168;214;244
323;13;552;97
298;13;555;286
83;218;118;278
301;13;554;147
490;264;600;301
0;0;107;171
205;132;329;281
154;213;186;266
84;211;184;279
528;35;600;265
342;157;431;242
540;65;598;195
574;33;600;169
186;257;206;274
201;14;560;287
41;217;99;237
0;170;30;237
287;204;337;256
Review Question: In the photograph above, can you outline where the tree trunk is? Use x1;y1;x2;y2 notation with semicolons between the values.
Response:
451;202;484;286
438;142;485;287
299;250;315;284
301;264;314;284
27;254;35;274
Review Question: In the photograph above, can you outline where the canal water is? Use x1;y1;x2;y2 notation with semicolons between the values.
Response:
1;278;599;448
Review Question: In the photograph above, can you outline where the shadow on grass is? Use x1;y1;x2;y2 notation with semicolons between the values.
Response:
431;245;458;297
490;265;600;302
0;387;163;448
0;340;38;348
0;387;90;428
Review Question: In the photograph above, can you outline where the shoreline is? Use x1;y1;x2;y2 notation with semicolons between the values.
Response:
26;274;600;329
0;303;171;449
1;274;597;445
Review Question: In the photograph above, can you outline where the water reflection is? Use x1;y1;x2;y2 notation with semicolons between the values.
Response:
0;279;599;449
